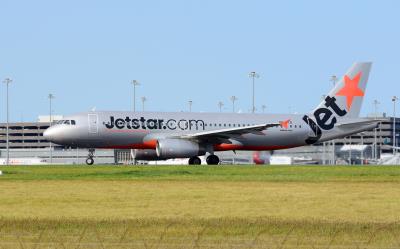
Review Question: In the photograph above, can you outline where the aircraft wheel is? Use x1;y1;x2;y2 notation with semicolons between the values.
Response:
206;155;220;165
188;156;201;165
86;157;94;165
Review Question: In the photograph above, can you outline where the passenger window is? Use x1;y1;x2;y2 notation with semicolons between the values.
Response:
64;120;70;125
71;120;76;125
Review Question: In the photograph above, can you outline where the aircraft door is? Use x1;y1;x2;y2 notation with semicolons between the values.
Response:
88;114;99;134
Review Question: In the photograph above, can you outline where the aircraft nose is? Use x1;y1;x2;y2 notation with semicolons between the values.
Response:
43;127;60;143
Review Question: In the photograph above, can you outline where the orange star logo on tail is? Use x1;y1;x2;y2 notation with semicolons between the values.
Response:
280;119;290;129
335;72;364;110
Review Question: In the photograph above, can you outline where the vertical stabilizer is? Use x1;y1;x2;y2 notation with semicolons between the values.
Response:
314;62;372;118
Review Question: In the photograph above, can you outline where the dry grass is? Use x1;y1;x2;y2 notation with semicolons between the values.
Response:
0;218;399;248
0;180;399;222
0;165;399;248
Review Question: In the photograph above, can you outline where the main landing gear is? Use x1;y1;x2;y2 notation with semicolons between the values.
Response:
86;148;95;165
206;154;220;165
188;155;220;165
188;156;202;165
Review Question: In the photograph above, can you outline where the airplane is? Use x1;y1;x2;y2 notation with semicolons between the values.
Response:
44;62;380;165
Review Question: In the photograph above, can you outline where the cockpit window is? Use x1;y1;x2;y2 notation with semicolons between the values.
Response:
54;120;76;125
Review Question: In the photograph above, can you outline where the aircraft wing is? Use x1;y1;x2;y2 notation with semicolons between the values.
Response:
179;123;281;140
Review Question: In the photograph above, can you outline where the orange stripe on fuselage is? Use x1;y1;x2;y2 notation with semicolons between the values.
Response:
213;144;295;151
100;140;157;149
100;141;295;151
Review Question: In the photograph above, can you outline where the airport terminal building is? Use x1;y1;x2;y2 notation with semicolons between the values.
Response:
0;114;399;165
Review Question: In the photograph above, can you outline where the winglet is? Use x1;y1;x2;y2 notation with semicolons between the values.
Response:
279;119;290;129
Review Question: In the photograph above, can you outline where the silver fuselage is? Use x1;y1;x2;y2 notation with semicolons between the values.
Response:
43;111;374;151
43;62;377;159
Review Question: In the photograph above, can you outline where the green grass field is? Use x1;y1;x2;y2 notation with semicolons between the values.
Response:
0;165;399;248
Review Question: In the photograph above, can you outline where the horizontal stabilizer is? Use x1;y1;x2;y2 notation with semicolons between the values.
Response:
336;119;383;130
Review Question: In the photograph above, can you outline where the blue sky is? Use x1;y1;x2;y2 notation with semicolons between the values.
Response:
1;0;399;122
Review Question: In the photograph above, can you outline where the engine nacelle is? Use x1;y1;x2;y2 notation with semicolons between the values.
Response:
156;139;206;159
131;149;164;161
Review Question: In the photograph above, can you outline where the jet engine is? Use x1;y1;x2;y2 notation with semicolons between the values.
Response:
156;138;206;159
131;149;163;161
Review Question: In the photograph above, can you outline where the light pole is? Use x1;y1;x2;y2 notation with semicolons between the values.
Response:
141;96;147;112
218;101;224;113
349;136;352;165
3;78;12;165
392;96;398;155
261;105;266;113
330;75;338;86
373;100;380;160
360;132;364;165
76;147;79;164
131;80;140;112
48;93;55;164
230;96;238;113
188;100;192;112
330;76;337;165
331;141;336;165
249;72;259;113
321;95;326;165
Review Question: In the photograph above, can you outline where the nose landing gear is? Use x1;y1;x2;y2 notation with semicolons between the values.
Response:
86;157;94;165
86;148;95;165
